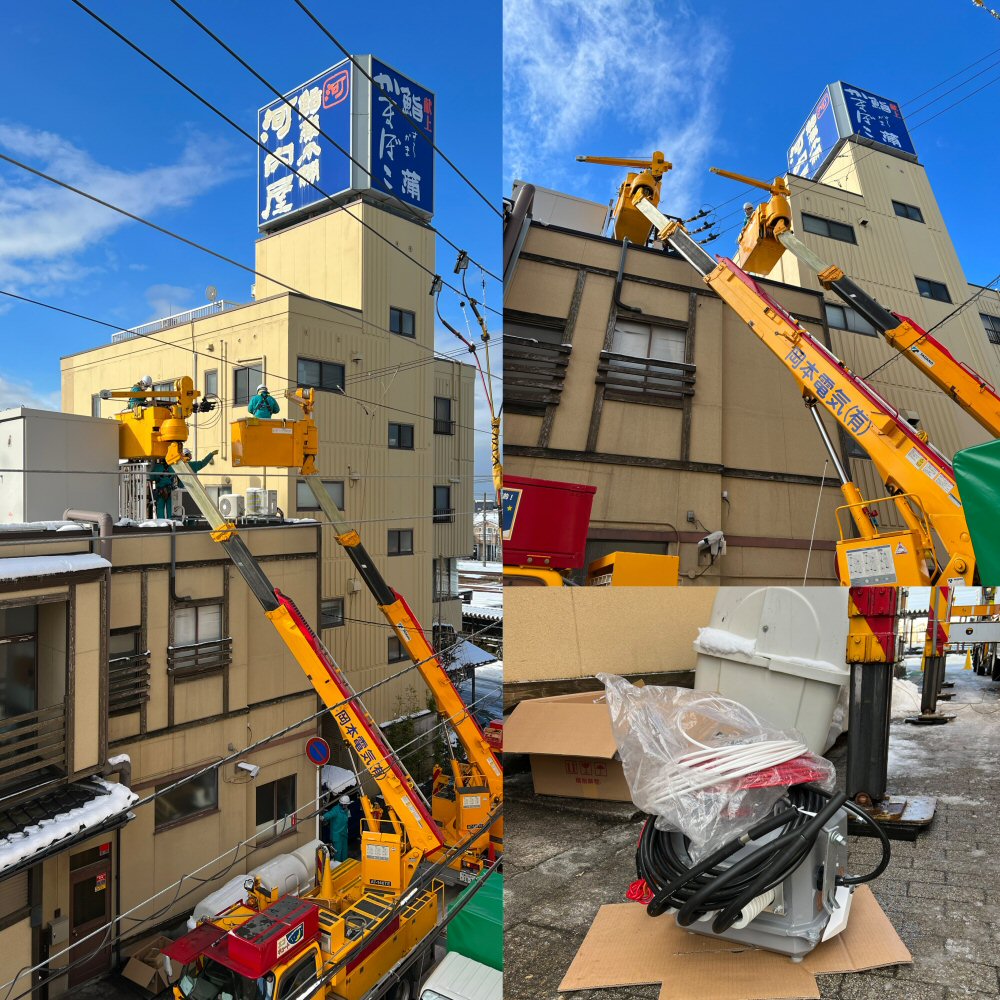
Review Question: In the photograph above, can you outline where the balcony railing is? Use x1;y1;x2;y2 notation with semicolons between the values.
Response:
109;652;151;716
596;351;696;408
111;300;240;343
167;637;233;679
505;335;571;415
0;703;66;786
433;507;456;524
433;419;456;436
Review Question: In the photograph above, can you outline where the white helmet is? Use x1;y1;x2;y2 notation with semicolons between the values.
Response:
140;375;153;388
339;795;351;805
256;384;268;394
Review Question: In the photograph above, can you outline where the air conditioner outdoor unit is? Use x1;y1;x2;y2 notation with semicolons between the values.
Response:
245;487;278;516
219;494;245;519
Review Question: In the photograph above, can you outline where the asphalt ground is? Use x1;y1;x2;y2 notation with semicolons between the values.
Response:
503;662;1000;1000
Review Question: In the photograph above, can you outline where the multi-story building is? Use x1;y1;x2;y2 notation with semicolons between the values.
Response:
62;201;475;726
0;517;321;996
504;185;845;585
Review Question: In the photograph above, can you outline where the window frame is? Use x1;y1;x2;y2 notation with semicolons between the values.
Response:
154;767;219;832
892;200;925;223
433;485;453;524
255;773;297;844
172;602;224;647
90;394;101;418
915;277;952;303
389;306;416;339
296;356;346;394
611;319;686;363
203;369;219;400
233;364;263;406
980;313;1000;347
296;479;345;512
388;422;415;450
320;598;345;629
824;302;877;337
433;397;454;436
0;605;39;722
801;212;857;245
387;635;408;664
388;529;414;556
277;949;320;999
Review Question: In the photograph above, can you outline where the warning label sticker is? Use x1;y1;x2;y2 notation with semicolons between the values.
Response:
846;544;897;586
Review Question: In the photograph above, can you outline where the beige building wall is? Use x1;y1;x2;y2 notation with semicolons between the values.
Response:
61;198;475;723
505;221;846;585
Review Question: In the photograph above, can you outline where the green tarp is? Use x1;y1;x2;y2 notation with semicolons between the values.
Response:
447;870;503;971
954;439;1000;584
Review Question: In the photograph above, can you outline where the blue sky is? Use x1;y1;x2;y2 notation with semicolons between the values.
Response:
0;0;501;480
504;1;1000;287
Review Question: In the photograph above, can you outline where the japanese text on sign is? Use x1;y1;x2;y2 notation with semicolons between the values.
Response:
839;83;915;156
787;87;838;180
784;346;873;437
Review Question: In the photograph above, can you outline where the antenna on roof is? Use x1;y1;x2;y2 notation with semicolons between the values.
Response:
205;285;218;303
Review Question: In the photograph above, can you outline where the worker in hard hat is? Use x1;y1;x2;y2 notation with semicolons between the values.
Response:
248;384;280;419
322;795;351;862
126;374;153;411
180;448;218;473
148;459;178;519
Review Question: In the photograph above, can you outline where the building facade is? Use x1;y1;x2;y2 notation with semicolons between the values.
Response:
0;520;322;996
62;199;476;725
504;187;847;585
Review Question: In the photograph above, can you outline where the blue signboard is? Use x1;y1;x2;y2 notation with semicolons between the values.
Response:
369;58;435;215
500;488;522;541
258;59;353;230
787;86;838;180
837;82;915;157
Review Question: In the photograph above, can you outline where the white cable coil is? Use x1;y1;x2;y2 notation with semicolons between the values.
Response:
731;889;776;929
651;739;808;797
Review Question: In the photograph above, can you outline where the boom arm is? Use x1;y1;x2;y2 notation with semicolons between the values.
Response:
775;231;1000;438
634;197;977;585
173;462;445;859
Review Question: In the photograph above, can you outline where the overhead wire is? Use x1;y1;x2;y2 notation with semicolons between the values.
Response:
66;0;501;318
164;0;501;284
290;0;502;222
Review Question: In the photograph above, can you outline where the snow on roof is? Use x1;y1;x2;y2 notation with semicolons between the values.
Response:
463;603;503;622
439;639;499;671
0;521;88;533
320;765;358;797
458;560;502;574
0;778;137;874
0;553;110;582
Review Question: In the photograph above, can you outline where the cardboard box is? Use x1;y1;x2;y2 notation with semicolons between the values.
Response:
559;885;911;1000
121;933;174;993
504;692;632;801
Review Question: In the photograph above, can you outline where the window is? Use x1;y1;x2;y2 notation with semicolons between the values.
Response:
109;629;140;659
233;365;263;406
173;603;223;646
321;598;345;629
433;558;458;601
296;479;345;512
255;774;296;841
388;529;413;556
916;277;951;303
801;213;857;244
0;872;29;931
152;380;175;407
506;317;566;346
892;200;925;223
204;369;218;399
390;306;415;338
825;303;877;337
91;394;101;418
433;397;454;435
433;486;453;524
388;635;408;663
612;320;685;363
155;769;218;829
278;950;320;998
297;357;345;394
981;313;1000;346
388;422;415;449
0;606;37;721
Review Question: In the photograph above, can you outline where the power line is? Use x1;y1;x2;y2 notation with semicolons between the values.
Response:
290;0;502;221
67;0;501;318
165;0;501;283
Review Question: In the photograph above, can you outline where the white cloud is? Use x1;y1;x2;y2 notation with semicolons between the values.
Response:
0;373;60;412
0;124;237;293
145;283;197;322
503;0;727;216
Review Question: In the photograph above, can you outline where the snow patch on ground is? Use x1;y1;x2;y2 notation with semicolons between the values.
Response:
0;779;137;874
890;678;923;718
0;554;110;581
936;795;986;808
458;560;502;574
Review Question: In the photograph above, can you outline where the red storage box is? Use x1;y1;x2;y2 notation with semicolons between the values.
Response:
502;476;596;570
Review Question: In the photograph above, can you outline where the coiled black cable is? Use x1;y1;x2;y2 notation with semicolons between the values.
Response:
636;784;890;935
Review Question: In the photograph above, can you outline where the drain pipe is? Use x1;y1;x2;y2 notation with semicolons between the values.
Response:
63;509;113;561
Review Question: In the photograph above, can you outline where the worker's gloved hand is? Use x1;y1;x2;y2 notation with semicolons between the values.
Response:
209;450;218;463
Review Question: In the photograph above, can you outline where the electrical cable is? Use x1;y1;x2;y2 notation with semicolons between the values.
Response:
636;784;890;936
290;0;502;222
66;0;501;318
164;0;501;284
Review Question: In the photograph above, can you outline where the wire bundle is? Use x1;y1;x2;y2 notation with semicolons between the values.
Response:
636;785;891;935
664;739;809;796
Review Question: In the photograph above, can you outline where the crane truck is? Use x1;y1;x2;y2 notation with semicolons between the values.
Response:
99;380;499;999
